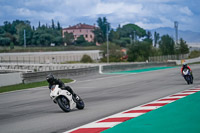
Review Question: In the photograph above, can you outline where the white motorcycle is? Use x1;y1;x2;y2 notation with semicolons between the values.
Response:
183;68;193;85
50;85;84;112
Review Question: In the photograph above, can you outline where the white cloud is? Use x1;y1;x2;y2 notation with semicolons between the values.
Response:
0;0;199;32
16;8;32;16
180;7;193;16
135;0;176;3
94;2;143;15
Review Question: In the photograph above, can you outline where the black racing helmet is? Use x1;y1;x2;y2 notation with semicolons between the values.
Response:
46;74;54;83
183;62;187;68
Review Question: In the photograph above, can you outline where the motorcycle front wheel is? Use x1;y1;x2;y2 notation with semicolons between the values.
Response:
57;96;70;112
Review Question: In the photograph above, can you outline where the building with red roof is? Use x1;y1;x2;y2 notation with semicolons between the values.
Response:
62;23;96;44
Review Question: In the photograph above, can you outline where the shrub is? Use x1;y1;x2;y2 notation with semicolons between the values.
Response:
189;50;200;59
10;42;14;50
80;54;93;63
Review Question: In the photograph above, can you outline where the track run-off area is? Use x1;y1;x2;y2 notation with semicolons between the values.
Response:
0;64;200;133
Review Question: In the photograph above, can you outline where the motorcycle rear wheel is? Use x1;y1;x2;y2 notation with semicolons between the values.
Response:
76;95;85;110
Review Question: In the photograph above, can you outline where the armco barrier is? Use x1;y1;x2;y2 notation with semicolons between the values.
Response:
102;62;176;73
21;66;99;83
21;62;176;83
0;72;22;87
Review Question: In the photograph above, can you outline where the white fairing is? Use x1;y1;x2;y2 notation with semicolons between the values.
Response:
183;69;189;75
50;85;76;110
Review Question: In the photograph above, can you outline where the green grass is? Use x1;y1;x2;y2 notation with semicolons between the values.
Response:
0;79;73;93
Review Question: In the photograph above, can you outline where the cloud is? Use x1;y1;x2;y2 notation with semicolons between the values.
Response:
0;0;199;32
16;8;32;17
94;2;143;15
180;7;193;16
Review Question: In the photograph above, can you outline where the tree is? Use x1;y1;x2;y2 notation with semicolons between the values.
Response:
3;21;12;33
31;29;42;45
40;33;53;46
117;24;146;39
53;36;63;46
93;17;110;43
0;19;65;47
154;31;160;47
113;37;130;47
93;28;104;44
146;31;152;39
97;17;110;38
38;21;41;28
32;26;35;31
109;29;120;42
143;31;153;44
4;32;16;45
16;23;33;46
51;19;55;29
75;35;86;45
159;35;175;55
0;26;5;34
178;38;189;54
100;43;123;62
63;32;74;45
0;37;11;46
10;42;14;50
128;41;152;62
57;21;61;30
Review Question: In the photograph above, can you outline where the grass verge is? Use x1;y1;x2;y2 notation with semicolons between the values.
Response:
0;79;73;93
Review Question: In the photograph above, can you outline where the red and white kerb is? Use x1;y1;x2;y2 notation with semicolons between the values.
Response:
65;86;200;133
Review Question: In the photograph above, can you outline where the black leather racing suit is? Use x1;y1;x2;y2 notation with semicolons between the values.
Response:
48;78;76;97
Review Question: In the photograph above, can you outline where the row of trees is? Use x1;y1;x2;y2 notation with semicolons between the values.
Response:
0;20;63;47
0;19;97;48
0;18;190;62
94;17;189;62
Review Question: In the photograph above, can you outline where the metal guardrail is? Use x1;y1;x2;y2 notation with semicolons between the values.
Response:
102;62;176;73
21;66;99;83
0;63;100;72
149;54;189;62
21;62;177;83
168;56;200;65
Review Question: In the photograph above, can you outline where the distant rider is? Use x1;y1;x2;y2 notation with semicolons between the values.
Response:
181;63;193;79
46;74;79;100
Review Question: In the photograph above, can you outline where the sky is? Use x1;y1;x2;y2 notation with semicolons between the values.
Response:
0;0;199;32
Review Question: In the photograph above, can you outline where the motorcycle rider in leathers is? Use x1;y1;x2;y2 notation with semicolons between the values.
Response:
46;74;79;100
181;62;193;80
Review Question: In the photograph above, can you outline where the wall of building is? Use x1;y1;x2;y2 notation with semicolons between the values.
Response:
62;24;96;43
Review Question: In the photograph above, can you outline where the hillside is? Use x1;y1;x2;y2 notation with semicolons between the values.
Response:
150;27;200;44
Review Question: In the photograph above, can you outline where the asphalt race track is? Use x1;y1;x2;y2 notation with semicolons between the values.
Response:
0;64;200;133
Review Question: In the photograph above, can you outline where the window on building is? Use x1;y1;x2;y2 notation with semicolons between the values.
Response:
85;34;88;38
80;29;81;32
90;35;92;38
